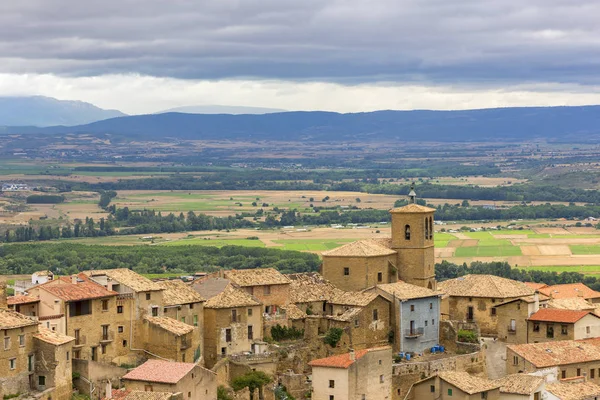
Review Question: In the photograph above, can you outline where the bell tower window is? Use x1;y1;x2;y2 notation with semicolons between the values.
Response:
425;218;429;240
405;225;411;240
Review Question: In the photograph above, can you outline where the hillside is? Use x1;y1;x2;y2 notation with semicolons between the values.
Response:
4;105;600;142
0;96;126;127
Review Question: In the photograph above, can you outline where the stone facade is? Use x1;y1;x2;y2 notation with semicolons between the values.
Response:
409;375;501;400
33;335;73;400
527;313;600;343
495;298;538;344
322;254;397;292
445;295;521;335
243;283;290;314
0;324;38;398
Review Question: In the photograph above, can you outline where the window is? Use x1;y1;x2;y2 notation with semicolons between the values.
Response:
19;335;24;347
373;309;378;321
344;267;350;276
577;368;581;376
73;350;81;359
329;396;334;400
145;385;153;392
151;307;158;317
193;315;198;327
101;344;107;354
189;303;194;310
490;308;496;316
74;329;81;345
118;326;124;333
188;392;191;398
547;324;554;338
410;304;415;312
38;376;46;387
432;319;435;325
587;326;591;334
468;297;473;302
591;369;596;379
66;351;69;361
513;356;519;365
263;285;271;295
561;325;568;335
248;325;253;340
354;319;360;327
102;324;109;341
9;358;16;370
430;385;435;393
533;322;540;332
181;317;186;323
221;347;226;355
4;336;10;350
226;329;232;342
378;359;382;365
481;392;487;399
329;380;335;388
232;309;238;322
448;388;453;396
117;305;123;314
146;293;151;300
429;303;433;310
248;308;253;317
425;320;428;326
164;308;168;314
91;346;97;361
70;300;92;316
561;370;566;379
405;225;411;240
123;340;127;347
377;272;383;282
102;299;108;311
425;217;429;239
379;375;384;383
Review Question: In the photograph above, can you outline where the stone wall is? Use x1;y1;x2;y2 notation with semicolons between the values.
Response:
72;359;128;399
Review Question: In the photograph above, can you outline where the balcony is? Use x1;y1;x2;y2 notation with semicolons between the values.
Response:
404;327;424;338
100;331;114;343
73;335;87;347
507;326;517;334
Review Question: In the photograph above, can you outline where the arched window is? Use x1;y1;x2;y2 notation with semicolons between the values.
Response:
428;281;433;289
425;218;429;240
429;217;434;239
405;225;411;240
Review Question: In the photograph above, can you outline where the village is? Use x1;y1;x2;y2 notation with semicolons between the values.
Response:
3;190;600;400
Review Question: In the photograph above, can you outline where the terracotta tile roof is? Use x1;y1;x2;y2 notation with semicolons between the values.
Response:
545;381;600;400
528;308;593;323
376;281;442;300
549;297;595;311
41;276;117;302
7;295;40;305
159;280;205;306
390;203;436;213
0;308;39;329
224;268;291;287
321;239;396;257
287;273;337;303
309;346;391;369
144;316;194;336
495;374;544;395
203;284;261;309
508;338;600;368
437;371;500;394
281;304;307;320
107;389;175;400
83;269;163;292
33;326;75;346
438;274;534;299
331;291;379;307
524;282;547;290
539;283;600;300
122;359;195;384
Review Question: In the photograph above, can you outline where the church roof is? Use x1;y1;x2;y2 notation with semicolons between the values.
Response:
321;239;396;257
390;203;436;214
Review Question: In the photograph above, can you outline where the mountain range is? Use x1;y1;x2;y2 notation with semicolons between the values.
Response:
4;105;600;143
156;105;286;115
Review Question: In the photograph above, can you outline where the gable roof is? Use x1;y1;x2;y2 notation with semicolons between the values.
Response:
308;346;390;369
33;326;75;346
539;283;600;300
438;274;534;299
389;203;436;214
7;295;40;305
0;308;39;329
495;293;550;308
437;371;500;394
524;282;547;291
528;308;594;324
144;316;194;336
548;297;595;311
508;338;600;368
545;381;600;400
83;269;163;292
321;239;396;257
191;277;231;300
41;276;117;302
495;374;544;395
203;284;261;309
224;268;291;287
376;281;441;301
287;273;337;303
122;359;195;384
159;280;205;306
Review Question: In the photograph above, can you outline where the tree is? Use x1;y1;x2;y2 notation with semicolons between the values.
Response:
231;371;272;400
324;327;343;348
461;199;470;207
217;386;233;400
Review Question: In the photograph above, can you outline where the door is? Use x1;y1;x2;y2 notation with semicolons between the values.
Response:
410;320;416;335
467;306;474;321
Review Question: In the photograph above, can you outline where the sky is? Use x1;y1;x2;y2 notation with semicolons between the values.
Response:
1;0;600;114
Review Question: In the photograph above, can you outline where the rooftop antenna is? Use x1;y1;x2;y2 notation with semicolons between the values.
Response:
408;182;416;204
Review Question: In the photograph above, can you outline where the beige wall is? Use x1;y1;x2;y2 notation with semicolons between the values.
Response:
507;347;600;382
329;297;391;350
29;287;67;334
10;302;39;318
322;254;397;292
496;300;530;344
525;313;600;343
411;377;500;400
447;296;520;335
243;283;290;311
143;323;200;363
311;366;349;400
34;339;73;400
0;324;38;397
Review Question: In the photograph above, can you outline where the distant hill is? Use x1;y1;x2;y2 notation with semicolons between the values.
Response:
156;105;287;115
0;96;126;127
4;106;600;142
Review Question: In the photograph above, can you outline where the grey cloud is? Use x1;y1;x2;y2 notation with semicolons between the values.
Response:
1;0;600;84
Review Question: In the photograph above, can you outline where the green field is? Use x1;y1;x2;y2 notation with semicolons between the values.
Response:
455;245;523;257
522;265;600;274
160;238;266;247
570;245;600;255
272;239;355;251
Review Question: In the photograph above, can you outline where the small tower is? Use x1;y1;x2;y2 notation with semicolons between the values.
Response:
390;186;437;290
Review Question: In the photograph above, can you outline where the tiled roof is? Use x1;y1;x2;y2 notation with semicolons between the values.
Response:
159;280;205;306
144;316;194;336
390;203;436;213
376;281;441;300
288;273;337;303
524;282;547;290
438;275;534;299
437;371;500;394
539;283;600;300
7;295;40;305
34;270;53;277
122;359;195;384
203;284;261;309
83;269;163;292
495;374;544;395
548;297;595;311
107;389;175;400
191;277;231;300
327;307;363;322
321;239;396;257
33;326;75;346
42;276;117;302
281;304;307;320
508;338;600;368
0;309;38;329
309;346;391;369
331;291;378;307
545;381;600;400
528;308;592;323
224;268;291;287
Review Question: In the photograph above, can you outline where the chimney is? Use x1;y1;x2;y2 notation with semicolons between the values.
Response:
105;380;113;399
0;278;7;309
349;349;355;361
534;290;540;313
71;275;78;284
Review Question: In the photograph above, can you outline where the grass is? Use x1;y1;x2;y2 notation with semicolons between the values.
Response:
493;229;535;235
433;232;458;240
272;239;354;251
160;238;266;247
570;245;600;255
434;241;449;248
455;245;522;257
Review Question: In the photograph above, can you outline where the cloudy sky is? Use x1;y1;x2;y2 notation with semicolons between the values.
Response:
1;0;600;114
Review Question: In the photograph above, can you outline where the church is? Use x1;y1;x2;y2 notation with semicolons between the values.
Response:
321;187;437;291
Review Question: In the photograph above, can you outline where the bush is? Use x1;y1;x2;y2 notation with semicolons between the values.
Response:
271;324;304;341
26;194;64;204
217;386;233;400
458;329;478;343
324;327;344;348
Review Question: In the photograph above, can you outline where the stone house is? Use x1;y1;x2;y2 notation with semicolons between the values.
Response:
495;292;549;344
192;280;263;368
495;374;545;400
142;316;201;363
527;309;600;343
33;327;75;400
369;281;441;353
159;280;205;329
223;268;291;315
322;189;437;292
32;270;54;285
7;294;40;317
309;346;392;400
539;283;600;304
507;338;600;381
545;380;600;400
439;274;534;335
408;371;501;400
121;359;217;399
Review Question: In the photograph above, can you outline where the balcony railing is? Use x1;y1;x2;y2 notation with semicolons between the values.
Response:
74;335;87;347
404;327;424;338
